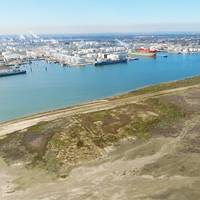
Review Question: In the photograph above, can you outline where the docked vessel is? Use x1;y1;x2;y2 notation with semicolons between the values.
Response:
129;48;157;58
94;59;127;66
0;68;27;77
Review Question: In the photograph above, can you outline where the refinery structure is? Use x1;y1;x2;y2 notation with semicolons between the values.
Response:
1;33;200;69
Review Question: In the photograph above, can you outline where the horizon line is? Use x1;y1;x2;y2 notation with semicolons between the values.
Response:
1;31;200;37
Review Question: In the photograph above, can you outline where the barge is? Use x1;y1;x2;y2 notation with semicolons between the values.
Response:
0;69;27;77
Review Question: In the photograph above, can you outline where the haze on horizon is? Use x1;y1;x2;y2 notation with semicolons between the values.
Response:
0;0;200;35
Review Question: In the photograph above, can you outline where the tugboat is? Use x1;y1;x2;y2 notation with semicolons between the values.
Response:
0;68;26;77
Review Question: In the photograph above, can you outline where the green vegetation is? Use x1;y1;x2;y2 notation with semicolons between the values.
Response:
116;76;200;98
92;111;108;121
0;97;185;176
148;98;185;124
123;98;184;141
0;76;191;176
27;121;49;133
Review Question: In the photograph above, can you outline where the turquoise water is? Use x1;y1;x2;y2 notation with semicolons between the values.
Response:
1;53;200;122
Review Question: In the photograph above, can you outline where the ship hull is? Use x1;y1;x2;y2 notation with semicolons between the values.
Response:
95;59;127;66
0;70;26;77
129;52;156;58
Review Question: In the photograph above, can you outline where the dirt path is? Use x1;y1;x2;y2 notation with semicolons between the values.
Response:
0;158;16;199
1;84;200;138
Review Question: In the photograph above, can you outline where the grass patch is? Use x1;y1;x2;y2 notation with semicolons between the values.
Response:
147;98;185;127
92;111;107;121
124;117;156;141
27;121;49;133
123;98;185;141
116;76;200;99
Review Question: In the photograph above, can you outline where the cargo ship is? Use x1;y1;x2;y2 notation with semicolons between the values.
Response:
0;68;27;77
129;48;157;58
94;58;127;66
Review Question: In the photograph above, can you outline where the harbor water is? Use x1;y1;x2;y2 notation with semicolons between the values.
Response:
1;53;200;122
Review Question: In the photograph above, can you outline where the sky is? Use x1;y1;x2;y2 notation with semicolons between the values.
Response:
0;0;200;34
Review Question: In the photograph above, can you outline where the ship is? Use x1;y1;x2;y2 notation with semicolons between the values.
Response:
129;48;157;58
0;68;27;77
94;58;127;66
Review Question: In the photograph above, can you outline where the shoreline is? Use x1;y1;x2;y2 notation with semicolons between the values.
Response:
1;75;200;199
1;75;200;137
1;74;199;124
1;54;200;124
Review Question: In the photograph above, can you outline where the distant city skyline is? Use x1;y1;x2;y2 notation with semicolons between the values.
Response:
1;0;200;34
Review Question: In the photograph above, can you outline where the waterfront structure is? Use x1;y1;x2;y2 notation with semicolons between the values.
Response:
1;34;200;67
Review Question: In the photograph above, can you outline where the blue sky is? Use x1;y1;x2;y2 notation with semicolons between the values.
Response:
1;0;200;34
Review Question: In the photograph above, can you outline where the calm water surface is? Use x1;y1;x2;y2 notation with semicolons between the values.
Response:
1;53;200;122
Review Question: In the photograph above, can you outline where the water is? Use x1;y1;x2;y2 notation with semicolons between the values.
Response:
1;53;200;122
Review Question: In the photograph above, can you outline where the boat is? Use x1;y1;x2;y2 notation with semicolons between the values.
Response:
0;69;27;77
94;59;127;66
129;57;139;61
129;48;157;58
